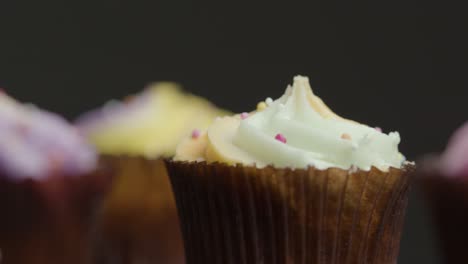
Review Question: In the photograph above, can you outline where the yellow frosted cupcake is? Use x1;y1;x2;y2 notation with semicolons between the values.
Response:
76;82;229;264
167;76;414;264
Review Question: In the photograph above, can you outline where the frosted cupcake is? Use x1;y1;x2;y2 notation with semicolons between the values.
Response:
0;92;113;264
167;76;414;264
76;82;229;264
419;122;468;263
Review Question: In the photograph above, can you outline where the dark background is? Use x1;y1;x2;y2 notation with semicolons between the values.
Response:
1;1;467;263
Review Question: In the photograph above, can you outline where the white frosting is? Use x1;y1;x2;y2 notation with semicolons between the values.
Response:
230;76;404;170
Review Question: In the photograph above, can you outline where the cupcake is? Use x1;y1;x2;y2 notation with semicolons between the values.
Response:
419;122;468;263
0;92;113;264
76;82;229;264
166;76;414;264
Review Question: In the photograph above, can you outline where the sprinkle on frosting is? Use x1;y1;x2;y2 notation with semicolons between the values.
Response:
375;127;382;132
341;133;352;140
0;93;97;180
240;112;249;120
265;97;273;105
256;102;267;111
275;133;287;144
175;75;406;171
192;129;201;139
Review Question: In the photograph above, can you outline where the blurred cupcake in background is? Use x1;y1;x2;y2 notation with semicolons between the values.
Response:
418;121;468;264
0;92;113;264
167;76;414;264
76;82;229;264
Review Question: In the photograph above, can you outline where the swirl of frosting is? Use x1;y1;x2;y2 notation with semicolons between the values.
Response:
175;76;405;171
0;93;97;180
76;83;230;158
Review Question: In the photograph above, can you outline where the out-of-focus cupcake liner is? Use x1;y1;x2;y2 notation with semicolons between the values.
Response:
166;161;414;264
0;163;113;264
95;156;184;264
420;174;468;264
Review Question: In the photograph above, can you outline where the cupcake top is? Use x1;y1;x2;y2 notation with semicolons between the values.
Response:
0;92;97;180
76;82;230;158
436;122;468;177
175;76;406;171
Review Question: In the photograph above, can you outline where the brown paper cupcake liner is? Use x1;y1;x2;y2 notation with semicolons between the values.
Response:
94;156;184;264
420;174;468;264
166;161;414;264
0;162;113;264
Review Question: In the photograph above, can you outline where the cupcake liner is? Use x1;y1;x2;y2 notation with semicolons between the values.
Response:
95;156;184;264
0;162;113;264
420;174;468;264
166;161;414;264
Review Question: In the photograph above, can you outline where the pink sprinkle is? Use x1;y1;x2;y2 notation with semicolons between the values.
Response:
375;127;382;132
240;112;249;120
275;133;287;144
191;129;201;139
0;88;4;94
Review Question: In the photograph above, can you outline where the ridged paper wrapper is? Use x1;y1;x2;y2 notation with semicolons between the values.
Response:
95;156;184;264
0;162;113;264
166;160;414;264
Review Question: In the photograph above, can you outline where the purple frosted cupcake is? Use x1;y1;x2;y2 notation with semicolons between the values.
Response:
0;92;113;264
419;122;468;263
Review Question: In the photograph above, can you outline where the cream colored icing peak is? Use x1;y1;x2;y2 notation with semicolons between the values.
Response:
175;76;405;171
